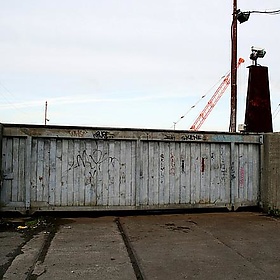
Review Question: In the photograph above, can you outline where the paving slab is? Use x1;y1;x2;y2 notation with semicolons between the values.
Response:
37;217;136;280
3;212;279;280
121;212;280;280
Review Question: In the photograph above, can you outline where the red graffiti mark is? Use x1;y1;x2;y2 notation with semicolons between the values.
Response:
239;167;245;187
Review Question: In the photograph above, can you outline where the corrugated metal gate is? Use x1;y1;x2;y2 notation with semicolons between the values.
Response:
0;124;262;213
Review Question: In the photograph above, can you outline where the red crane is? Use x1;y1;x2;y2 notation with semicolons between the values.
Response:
190;58;245;130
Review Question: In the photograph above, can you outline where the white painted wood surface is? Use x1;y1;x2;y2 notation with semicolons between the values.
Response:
0;125;262;212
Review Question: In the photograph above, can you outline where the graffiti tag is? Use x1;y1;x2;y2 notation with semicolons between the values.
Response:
181;134;203;141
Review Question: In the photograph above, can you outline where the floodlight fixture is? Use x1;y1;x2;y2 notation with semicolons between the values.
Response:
237;9;250;23
250;46;266;65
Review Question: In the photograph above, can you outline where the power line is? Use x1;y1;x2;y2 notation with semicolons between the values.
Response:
250;9;280;15
273;104;280;119
0;80;30;117
171;73;229;129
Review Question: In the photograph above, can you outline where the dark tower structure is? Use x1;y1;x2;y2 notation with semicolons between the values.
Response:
244;48;273;133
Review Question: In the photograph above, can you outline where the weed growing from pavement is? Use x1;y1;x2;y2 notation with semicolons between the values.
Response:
268;208;280;217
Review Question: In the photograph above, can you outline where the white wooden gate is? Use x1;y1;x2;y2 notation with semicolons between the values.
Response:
0;124;262;213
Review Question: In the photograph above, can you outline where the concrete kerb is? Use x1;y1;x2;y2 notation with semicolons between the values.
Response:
3;231;50;280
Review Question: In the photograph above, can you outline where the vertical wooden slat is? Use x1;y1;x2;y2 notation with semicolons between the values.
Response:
100;141;109;206
210;143;219;204
247;145;254;202
237;144;243;201
12;138;19;202
25;137;32;210
136;139;141;207
200;143;210;204
30;139;37;205
49;139;56;206
185;143;191;204
67;139;74;206
61;139;68;206
152;142;160;205
190;143;201;204
108;141;115;206
230;142;238;207
169;142;175;204
36;139;44;202
119;141;126;206
125;141;135;206
131;141;137;206
18;138;25;202
1;138;8;204
140;142;149;205
251;145;260;202
43;139;50;203
174;142;180;204
95;141;103;205
179;142;186;204
73;139;80;206
55;139;62;206
164;143;170;204
79;140;86;206
158;141;165;205
114;141;121;206
84;140;91;206
5;138;13;202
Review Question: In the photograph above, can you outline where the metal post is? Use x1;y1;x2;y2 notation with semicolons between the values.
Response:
230;0;237;132
44;101;48;125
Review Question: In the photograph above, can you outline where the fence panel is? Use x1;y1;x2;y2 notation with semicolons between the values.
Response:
0;125;262;212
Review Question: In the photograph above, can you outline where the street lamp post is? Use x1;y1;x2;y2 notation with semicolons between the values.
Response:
230;0;238;132
229;3;280;132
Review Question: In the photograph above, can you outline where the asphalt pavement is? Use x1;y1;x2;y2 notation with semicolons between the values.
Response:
1;211;280;280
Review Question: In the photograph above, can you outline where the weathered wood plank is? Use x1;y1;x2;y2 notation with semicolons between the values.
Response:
18;138;25;202
131;141;137;206
108;141;115;206
67;139;74;206
36;139;44;202
73;139;81;206
124;141;132;206
43;139;50;203
113;141;121;206
174;142;180;204
200;143;210;204
119;141;126;206
169;142;175;204
55;139;62;206
49;139;56;206
190;143;201;204
12;138;19;202
210;143;220;204
1;138;11;204
158;141;165;205
30;139;38;205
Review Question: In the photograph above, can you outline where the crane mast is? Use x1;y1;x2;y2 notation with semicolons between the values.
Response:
190;58;245;131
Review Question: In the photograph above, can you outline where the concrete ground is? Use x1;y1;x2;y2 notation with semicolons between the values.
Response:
1;211;280;280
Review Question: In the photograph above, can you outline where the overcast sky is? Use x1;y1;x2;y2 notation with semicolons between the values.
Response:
0;0;279;131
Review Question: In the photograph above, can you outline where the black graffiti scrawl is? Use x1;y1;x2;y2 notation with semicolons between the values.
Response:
67;149;119;184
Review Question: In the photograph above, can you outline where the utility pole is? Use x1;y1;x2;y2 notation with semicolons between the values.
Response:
44;101;49;125
230;0;238;132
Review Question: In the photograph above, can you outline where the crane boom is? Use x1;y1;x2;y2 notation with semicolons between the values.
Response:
190;58;245;130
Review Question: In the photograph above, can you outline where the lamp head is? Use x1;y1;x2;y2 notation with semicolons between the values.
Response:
250;46;266;65
237;9;250;23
